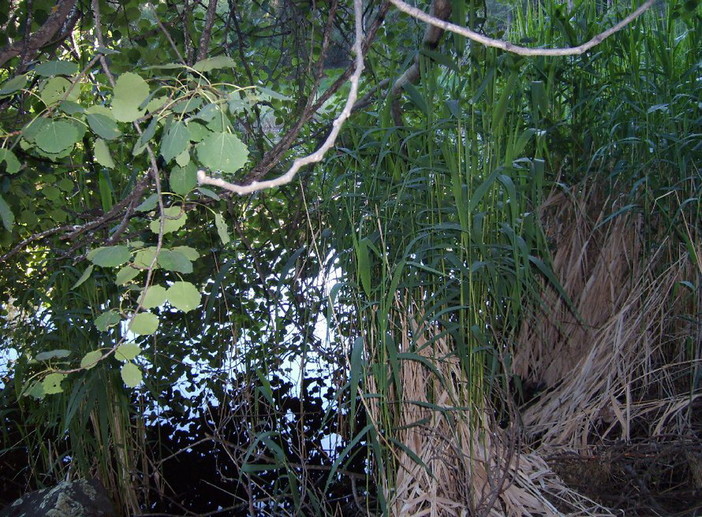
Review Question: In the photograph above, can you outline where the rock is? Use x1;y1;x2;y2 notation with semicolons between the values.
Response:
0;479;116;517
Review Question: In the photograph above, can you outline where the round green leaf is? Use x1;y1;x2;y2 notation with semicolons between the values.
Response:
193;56;237;72
167;281;201;313
140;285;167;308
35;349;71;361
161;121;191;163
196;132;249;174
120;363;143;387
133;247;159;269
115;342;141;362
149;206;187;234
157;249;193;273
40;77;78;105
112;72;150;122
87;113;122;140
136;194;159;212
88;245;131;267
0;149;21;174
214;213;230;245
34;60;79;77
95;310;121;331
170;164;197;195
116;265;141;285
26;381;45;400
175;150;190;167
172;246;200;261
43;373;66;395
59;100;84;115
0;74;27;96
35;120;79;153
130;312;159;335
94;139;115;168
80;350;103;369
0;195;15;232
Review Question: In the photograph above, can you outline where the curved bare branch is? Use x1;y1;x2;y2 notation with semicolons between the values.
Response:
389;0;656;57
197;0;366;195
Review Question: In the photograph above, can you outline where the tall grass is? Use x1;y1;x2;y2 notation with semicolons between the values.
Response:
321;34;568;515
320;0;701;514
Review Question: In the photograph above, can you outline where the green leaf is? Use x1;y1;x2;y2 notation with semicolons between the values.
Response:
35;349;71;361
95;310;121;331
71;264;94;289
80;350;102;369
115;265;140;285
187;121;210;142
40;76;77;105
198;187;220;200
171;97;202;114
26;381;45;399
149;206;187;234
194;103;220;122
255;86;290;101
349;336;364;431
175;150;190;167
94;139;115;168
214;212;230;245
139;285;167;308
0;149;21;174
157;249;193;273
35;120;79;153
87;113;122;140
0;195;15;232
356;237;372;297
133;116;158;156
34;60;79;77
136;193;159;212
42;373;66;395
115;343;141;361
0;74;27;96
145;96;168;113
161;121;191;162
130;312;159;335
170;164;197;195
59;100;84;115
167;281;201;312
172;246;199;260
112;72;150;122
88;245;131;267
133;247;159;269
196;132;249;174
41;185;62;201
21;117;50;143
193;55;237;72
120;363;143;387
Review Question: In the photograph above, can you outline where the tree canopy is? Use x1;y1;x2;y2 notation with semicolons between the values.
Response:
1;0;701;515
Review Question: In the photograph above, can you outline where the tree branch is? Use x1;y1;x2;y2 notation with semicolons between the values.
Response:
239;1;390;186
197;0;367;195
0;0;79;68
391;0;452;126
389;0;656;57
196;0;219;62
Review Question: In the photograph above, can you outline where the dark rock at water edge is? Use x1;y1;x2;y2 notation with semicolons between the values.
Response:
0;479;116;517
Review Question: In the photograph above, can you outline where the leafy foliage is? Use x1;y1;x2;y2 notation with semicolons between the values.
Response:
0;0;700;515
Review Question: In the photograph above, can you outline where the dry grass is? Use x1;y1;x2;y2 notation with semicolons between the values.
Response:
365;294;616;516
516;185;700;449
